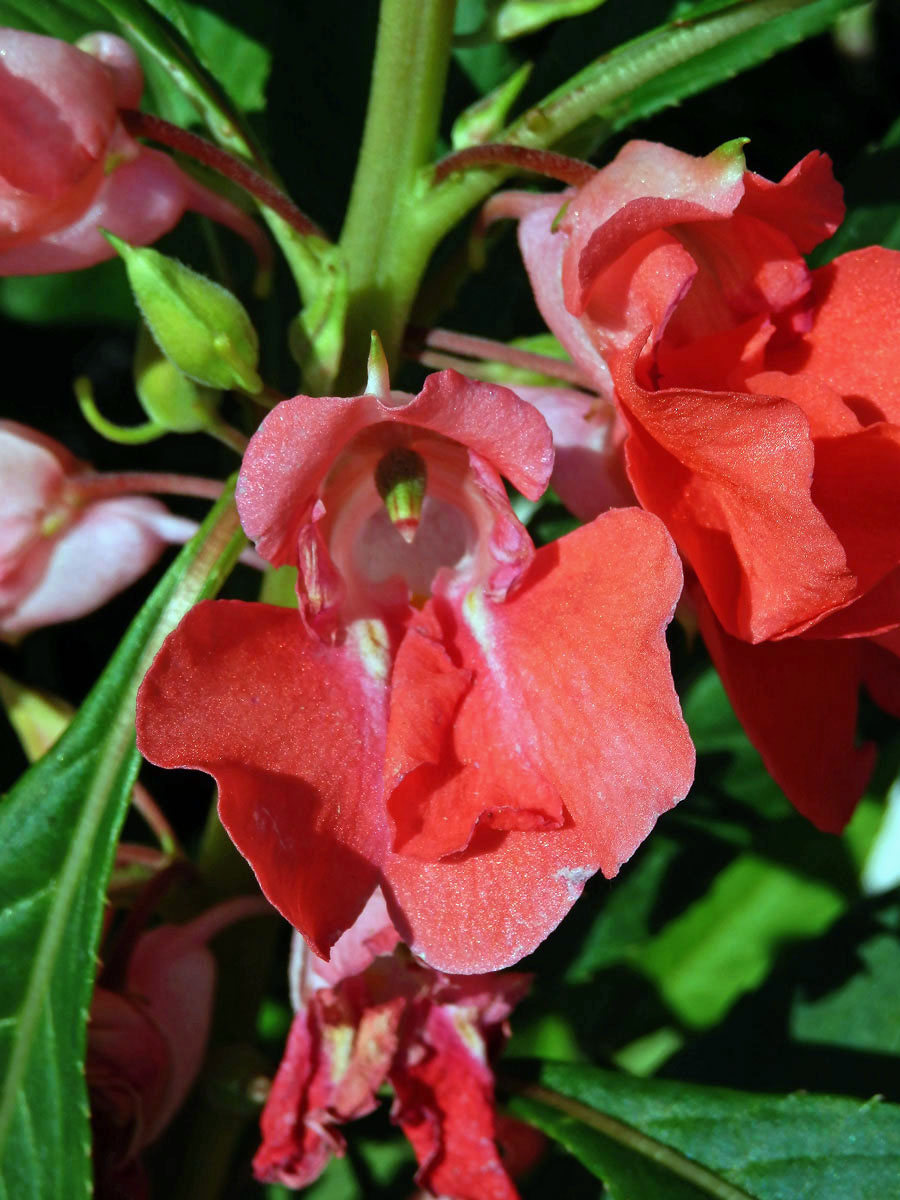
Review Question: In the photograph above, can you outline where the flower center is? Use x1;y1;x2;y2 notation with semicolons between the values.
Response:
374;447;427;545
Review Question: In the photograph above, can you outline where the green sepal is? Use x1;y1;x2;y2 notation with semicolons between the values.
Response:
104;231;263;394
450;61;533;149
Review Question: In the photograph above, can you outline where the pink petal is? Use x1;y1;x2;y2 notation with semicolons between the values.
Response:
768;248;900;425
2;495;171;636
237;372;553;569
382;509;694;973
739;150;844;254
560;139;747;315
136;601;391;958
510;384;631;520
0;29;116;202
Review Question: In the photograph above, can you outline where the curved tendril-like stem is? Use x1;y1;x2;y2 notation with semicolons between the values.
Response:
74;472;226;502
120;110;325;242
432;143;596;187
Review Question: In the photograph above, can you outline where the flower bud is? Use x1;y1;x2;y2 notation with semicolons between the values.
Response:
134;323;222;433
105;231;263;393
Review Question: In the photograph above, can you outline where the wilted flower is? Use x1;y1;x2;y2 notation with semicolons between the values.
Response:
254;892;531;1200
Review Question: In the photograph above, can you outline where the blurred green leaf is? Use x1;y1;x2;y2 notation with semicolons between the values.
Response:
0;487;244;1200
509;1060;900;1200
791;893;900;1057
632;851;848;1028
0;261;134;326
815;113;900;262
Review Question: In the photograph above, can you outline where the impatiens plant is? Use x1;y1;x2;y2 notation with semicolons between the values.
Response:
1;2;900;1199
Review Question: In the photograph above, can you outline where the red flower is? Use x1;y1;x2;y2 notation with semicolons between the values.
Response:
0;29;264;274
254;892;531;1200
504;139;900;829
137;363;694;972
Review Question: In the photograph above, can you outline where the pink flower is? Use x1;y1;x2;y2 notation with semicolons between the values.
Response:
0;421;200;637
254;892;530;1200
88;897;268;1198
136;363;694;972
0;28;264;274
501;139;900;829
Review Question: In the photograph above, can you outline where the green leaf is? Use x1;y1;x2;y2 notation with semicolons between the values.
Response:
508;1061;900;1200
493;0;610;39
593;0;863;139
0;261;134;326
92;0;256;154
0;487;244;1200
791;893;900;1057
179;3;271;114
631;850;848;1028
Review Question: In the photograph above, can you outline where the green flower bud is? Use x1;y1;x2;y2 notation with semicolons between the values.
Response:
104;231;262;394
134;322;222;433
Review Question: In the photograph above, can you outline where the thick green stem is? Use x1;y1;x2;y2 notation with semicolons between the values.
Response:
338;0;457;386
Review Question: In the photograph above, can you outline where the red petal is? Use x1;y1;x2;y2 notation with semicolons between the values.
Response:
136;601;390;957
810;424;900;600
382;509;694;973
614;334;854;641
739;151;844;254
391;1001;519;1200
697;598;873;832
768;248;900;425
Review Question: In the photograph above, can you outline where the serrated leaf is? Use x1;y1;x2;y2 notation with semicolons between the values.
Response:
595;0;863;139
0;486;244;1200
508;1061;900;1200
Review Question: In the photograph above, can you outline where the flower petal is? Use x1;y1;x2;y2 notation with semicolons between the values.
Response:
136;601;391;957
382;509;694;972
614;334;854;641
697;597;874;832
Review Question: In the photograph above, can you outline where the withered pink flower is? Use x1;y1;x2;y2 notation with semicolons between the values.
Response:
0;28;265;274
254;892;530;1200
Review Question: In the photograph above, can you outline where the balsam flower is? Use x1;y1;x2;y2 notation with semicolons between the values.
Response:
501;139;900;829
0;421;208;637
0;28;265;274
255;891;530;1200
137;360;694;973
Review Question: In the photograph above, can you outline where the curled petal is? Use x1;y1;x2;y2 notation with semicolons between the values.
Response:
614;333;854;642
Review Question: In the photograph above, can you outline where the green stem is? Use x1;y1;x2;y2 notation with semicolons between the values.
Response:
508;1081;756;1200
338;0;458;385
